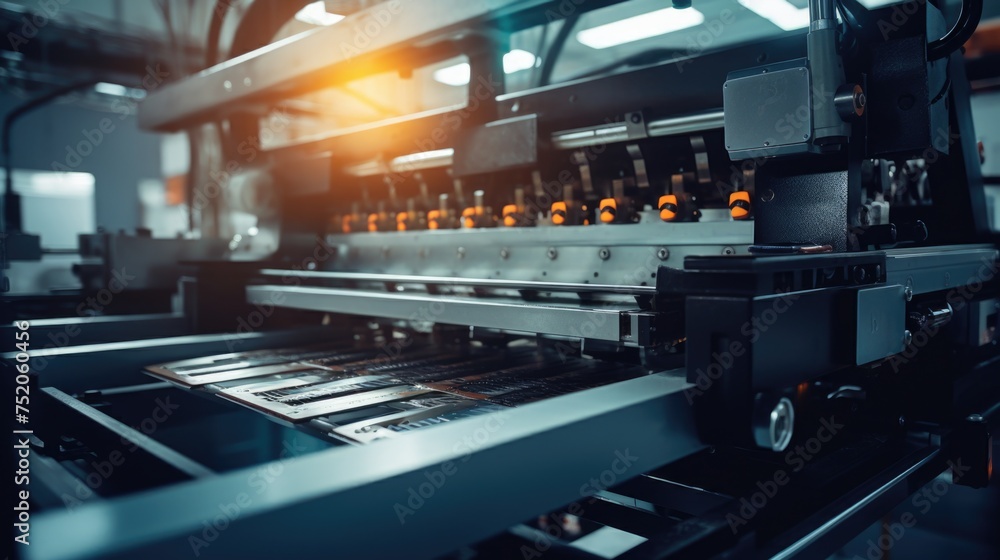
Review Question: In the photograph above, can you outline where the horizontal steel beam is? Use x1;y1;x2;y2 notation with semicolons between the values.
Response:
138;0;627;131
884;244;999;295
258;269;658;295
247;285;650;344
1;313;187;346
29;372;702;560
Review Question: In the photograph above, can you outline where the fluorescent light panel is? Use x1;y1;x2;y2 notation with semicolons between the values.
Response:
433;50;537;86
576;7;706;49
738;0;810;31
295;1;345;26
94;82;146;99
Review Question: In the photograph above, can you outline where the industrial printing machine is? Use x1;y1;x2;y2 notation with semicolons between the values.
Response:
4;0;999;558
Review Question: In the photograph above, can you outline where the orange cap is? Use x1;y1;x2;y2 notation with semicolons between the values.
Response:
729;191;751;220
599;198;617;223
427;209;440;230
462;207;477;229
551;201;567;225
367;213;379;232
502;204;519;227
658;195;679;221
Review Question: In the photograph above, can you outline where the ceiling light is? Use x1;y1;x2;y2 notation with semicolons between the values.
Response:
432;50;537;86
294;1;345;26
94;82;146;99
576;7;705;49
738;0;809;31
858;0;902;7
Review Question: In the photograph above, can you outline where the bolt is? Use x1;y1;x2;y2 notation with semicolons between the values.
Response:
853;266;868;283
500;248;510;260
753;394;794;452
657;247;670;261
598;247;611;260
722;246;735;255
547;247;558;260
904;286;913;301
761;189;775;202
630;113;642;124
904;330;913;346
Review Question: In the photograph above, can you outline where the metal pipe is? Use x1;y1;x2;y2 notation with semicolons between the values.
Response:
809;0;836;28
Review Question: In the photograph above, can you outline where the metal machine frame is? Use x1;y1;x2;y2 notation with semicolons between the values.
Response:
7;1;999;559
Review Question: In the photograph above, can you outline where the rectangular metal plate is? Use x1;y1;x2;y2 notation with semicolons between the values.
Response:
452;115;538;176
855;285;906;365
724;61;811;158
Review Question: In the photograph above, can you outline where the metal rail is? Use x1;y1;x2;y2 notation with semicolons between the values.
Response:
247;285;654;345
258;269;659;295
138;0;627;131
29;373;702;560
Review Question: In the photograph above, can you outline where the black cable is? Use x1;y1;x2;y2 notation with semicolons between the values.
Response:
928;0;982;61
528;22;549;88
835;0;864;34
206;0;233;69
536;13;580;87
2;80;98;217
1;80;96;293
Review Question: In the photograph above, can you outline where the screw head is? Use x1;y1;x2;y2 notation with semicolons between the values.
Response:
753;394;794;452
722;246;735;255
500;248;510;260
547;247;558;260
904;330;913;346
904;286;913;301
657;247;670;261
598;247;611;260
457;247;466;259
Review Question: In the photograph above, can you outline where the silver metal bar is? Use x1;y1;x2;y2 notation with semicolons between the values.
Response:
809;0;837;26
248;285;642;343
138;0;628;131
258;269;658;295
770;448;939;560
551;111;725;150
29;372;702;560
552;123;631;150
646;110;725;138
884;244;998;295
